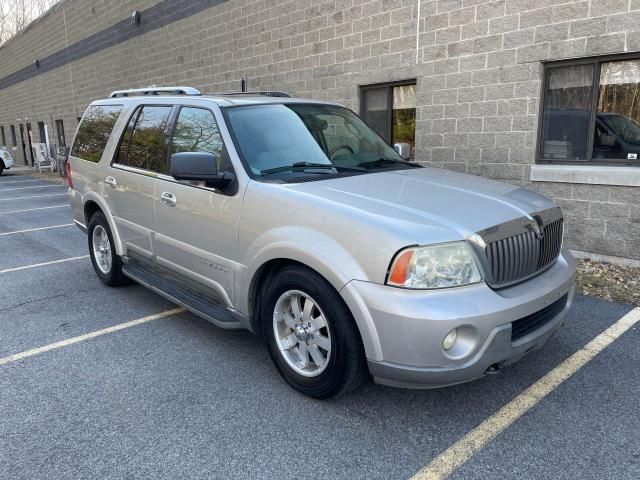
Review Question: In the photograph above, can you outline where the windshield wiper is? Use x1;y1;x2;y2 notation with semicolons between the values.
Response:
357;157;422;169
260;162;365;175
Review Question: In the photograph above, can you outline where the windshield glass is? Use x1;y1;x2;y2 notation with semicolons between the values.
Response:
601;113;640;144
225;103;415;178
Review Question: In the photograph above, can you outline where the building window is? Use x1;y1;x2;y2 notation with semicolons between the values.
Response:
37;121;47;144
55;119;66;146
540;56;640;165
10;125;17;146
361;81;416;159
0;126;5;146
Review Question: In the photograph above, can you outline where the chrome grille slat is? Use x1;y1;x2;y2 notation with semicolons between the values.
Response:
485;218;563;287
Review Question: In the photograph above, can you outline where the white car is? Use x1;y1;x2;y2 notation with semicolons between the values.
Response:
0;147;14;175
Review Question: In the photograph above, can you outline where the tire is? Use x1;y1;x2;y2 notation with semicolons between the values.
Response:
87;211;130;287
0;160;4;176
262;265;368;399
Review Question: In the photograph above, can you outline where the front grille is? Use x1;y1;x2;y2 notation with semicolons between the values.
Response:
511;294;568;341
485;218;563;286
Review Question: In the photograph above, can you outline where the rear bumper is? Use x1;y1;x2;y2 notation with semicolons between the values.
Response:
341;249;576;389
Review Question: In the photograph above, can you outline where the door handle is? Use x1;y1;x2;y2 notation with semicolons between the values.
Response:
160;191;177;207
105;176;117;187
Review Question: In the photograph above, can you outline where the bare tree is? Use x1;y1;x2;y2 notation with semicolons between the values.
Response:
0;0;59;46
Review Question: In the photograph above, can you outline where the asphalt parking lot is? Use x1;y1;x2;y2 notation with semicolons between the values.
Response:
1;172;639;480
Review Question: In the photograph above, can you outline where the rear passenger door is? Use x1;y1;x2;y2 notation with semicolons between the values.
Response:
154;106;242;306
103;105;172;258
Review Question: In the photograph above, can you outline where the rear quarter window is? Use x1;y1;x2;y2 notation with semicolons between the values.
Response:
71;105;123;162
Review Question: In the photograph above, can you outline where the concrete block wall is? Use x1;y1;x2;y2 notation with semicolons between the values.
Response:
0;0;639;259
414;0;640;260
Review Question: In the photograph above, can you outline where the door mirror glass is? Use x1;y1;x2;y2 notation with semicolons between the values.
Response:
170;151;232;188
394;142;411;160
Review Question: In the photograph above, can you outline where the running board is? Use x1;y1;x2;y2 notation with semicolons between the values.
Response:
122;262;242;329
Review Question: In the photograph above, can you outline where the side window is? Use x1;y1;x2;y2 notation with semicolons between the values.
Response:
71;105;123;163
115;105;172;173
170;107;231;171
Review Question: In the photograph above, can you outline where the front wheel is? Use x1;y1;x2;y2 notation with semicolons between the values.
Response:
262;266;368;399
87;212;130;287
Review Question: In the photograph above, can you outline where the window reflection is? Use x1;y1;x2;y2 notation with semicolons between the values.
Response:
171;107;228;170
392;84;416;159
593;60;640;161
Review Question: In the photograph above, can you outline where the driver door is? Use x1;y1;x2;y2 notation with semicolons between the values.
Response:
154;106;242;306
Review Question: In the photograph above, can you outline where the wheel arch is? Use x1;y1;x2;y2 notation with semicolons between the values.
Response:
82;193;124;255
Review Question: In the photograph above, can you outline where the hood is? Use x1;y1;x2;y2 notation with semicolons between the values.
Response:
288;167;556;241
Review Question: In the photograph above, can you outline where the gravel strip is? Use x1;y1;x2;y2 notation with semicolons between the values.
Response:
577;258;640;307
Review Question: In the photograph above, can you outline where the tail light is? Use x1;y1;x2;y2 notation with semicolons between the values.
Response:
65;160;73;189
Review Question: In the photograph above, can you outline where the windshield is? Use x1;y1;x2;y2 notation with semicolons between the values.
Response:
224;103;417;178
601;113;640;144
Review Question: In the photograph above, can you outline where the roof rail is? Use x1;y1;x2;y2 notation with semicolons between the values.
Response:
109;86;202;98
218;91;291;98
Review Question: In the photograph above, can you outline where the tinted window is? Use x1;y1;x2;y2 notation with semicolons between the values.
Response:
71;105;123;163
0;126;5;146
171;107;229;171
116;106;172;173
540;65;594;161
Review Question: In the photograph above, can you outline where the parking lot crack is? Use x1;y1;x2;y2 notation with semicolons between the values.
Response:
0;287;104;314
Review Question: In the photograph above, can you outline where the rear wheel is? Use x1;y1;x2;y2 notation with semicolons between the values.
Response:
0;160;4;176
262;265;368;399
87;211;129;287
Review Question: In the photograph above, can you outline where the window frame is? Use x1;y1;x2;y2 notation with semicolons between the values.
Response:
537;52;640;166
359;79;417;147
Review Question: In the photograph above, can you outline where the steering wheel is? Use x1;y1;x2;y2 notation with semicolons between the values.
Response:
328;144;355;158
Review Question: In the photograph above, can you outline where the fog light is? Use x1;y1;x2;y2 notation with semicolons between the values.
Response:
443;328;457;351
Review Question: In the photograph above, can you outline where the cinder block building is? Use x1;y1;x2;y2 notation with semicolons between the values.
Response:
1;0;639;260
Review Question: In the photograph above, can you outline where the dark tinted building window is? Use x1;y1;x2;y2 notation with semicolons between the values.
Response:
540;57;640;165
37;121;46;143
71;105;123;163
171;107;229;171
55;119;66;146
116;105;172;174
10;125;17;146
361;81;416;159
0;126;5;146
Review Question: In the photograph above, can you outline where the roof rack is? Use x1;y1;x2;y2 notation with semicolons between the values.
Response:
218;91;291;98
109;86;202;98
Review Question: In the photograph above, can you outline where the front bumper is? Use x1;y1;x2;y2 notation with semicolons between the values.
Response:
341;249;576;389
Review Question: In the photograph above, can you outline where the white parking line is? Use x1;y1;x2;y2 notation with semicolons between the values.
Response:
0;185;63;192
0;223;74;236
0;307;186;367
0;204;68;215
0;255;90;274
0;193;67;202
411;307;640;480
0;179;44;184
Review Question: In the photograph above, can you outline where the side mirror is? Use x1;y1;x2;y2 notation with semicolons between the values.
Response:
170;152;233;189
393;142;411;160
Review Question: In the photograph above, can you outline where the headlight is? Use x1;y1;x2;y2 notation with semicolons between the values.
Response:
387;242;483;289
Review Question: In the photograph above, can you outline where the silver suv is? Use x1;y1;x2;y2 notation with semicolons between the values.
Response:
68;86;576;398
